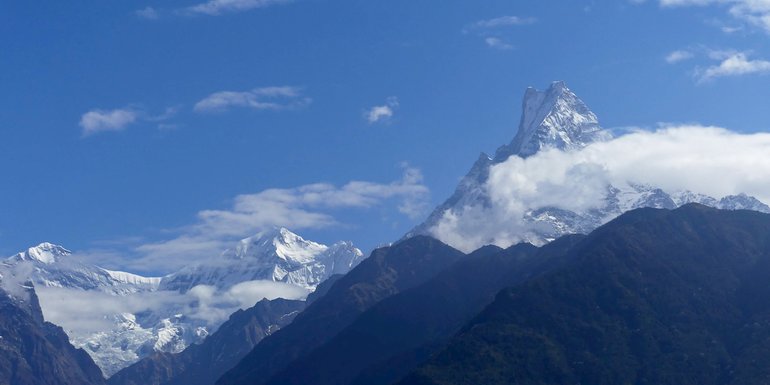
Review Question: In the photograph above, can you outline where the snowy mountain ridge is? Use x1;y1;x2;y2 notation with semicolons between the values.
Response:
4;228;363;377
410;81;770;250
160;227;364;292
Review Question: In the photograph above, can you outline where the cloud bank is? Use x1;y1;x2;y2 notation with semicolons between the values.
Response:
36;279;307;334
430;125;770;252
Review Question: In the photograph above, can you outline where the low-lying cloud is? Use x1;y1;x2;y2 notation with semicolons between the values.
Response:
430;125;770;252
36;279;307;334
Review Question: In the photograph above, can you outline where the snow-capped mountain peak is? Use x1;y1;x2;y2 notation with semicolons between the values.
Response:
9;242;71;265
495;81;610;160
161;228;364;292
409;81;770;252
228;227;328;265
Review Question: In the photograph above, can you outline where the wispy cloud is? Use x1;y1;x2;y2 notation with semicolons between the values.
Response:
193;86;310;113
79;105;179;137
365;97;399;124
128;165;429;271
464;16;537;32
485;37;514;50
463;15;535;50
135;6;160;20
664;47;770;82
659;0;770;33
696;51;770;81
665;49;694;63
181;0;292;16
79;108;138;137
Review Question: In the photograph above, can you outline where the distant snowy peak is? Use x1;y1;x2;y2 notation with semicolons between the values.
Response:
160;227;364;292
8;242;71;265
226;227;329;264
716;193;770;213
4;242;161;295
495;81;611;160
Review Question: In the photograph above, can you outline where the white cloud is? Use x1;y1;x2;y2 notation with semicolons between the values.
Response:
79;105;179;137
430;125;770;252
697;52;770;81
135;6;160;19
466;16;537;31
79;108;138;136
36;279;307;334
130;165;429;271
182;0;291;16
194;86;310;113
660;0;770;33
485;37;514;50
666;49;694;63
464;15;534;50
366;97;399;124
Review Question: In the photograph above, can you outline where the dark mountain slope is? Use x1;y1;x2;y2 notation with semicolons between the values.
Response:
400;204;770;385
217;236;465;385
108;298;305;385
108;274;343;385
264;235;585;385
0;285;106;385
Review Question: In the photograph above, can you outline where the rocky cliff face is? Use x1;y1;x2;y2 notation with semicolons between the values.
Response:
0;279;106;385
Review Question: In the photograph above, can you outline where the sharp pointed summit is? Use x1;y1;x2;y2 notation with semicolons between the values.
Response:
408;81;770;252
495;81;610;161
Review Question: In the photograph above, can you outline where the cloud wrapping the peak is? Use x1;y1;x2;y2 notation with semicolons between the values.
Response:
430;125;770;252
194;86;310;113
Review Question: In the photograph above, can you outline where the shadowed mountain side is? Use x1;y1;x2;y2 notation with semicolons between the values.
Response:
107;298;305;385
217;236;465;385
263;235;586;385
399;204;770;385
0;286;106;385
108;274;344;385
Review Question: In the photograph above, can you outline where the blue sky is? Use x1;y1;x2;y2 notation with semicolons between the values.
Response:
3;0;770;273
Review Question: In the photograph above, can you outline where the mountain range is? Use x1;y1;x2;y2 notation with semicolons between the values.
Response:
409;81;770;250
4;81;770;385
0;275;105;385
2;228;362;377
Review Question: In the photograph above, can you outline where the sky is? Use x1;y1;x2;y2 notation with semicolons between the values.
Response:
2;0;770;274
